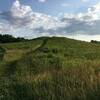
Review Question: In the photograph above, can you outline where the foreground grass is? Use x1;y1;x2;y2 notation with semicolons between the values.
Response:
0;37;100;100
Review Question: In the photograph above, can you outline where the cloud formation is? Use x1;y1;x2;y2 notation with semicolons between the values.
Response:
0;0;66;37
0;0;100;40
60;2;100;36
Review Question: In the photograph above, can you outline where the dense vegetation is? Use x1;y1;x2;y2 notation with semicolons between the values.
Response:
0;34;28;43
0;37;100;100
0;47;5;60
91;40;100;44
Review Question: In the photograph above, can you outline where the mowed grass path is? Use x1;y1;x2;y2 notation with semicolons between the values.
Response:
0;38;43;61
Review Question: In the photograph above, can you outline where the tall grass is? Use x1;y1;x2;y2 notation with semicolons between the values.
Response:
0;37;100;100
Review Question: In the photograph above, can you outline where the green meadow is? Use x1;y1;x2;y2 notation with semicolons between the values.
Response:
0;37;100;100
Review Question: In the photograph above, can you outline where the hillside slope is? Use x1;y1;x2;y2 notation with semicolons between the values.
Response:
1;37;100;61
0;37;100;100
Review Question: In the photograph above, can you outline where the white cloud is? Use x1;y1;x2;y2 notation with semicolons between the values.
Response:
63;2;100;22
0;0;66;36
38;0;46;3
11;0;66;30
0;23;12;33
87;2;100;20
0;0;100;41
11;0;32;18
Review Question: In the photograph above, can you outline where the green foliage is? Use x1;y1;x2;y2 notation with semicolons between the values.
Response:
91;40;100;44
0;37;100;100
0;47;5;61
0;34;28;43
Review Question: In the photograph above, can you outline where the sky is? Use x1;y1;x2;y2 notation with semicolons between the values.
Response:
0;0;100;41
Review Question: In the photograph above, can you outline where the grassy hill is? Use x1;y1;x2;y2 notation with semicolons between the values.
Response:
0;37;100;100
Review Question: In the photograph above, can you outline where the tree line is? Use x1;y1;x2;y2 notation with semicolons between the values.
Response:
91;40;100;44
0;34;29;43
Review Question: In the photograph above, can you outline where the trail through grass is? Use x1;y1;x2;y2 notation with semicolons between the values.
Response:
0;37;100;100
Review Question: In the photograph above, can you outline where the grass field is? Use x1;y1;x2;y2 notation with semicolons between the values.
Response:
0;37;100;100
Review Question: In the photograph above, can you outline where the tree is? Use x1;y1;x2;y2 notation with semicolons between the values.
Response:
0;34;28;43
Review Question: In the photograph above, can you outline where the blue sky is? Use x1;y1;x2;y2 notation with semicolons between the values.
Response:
0;0;99;16
0;0;100;41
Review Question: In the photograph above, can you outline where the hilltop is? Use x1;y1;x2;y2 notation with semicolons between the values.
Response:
0;37;100;100
1;36;100;61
